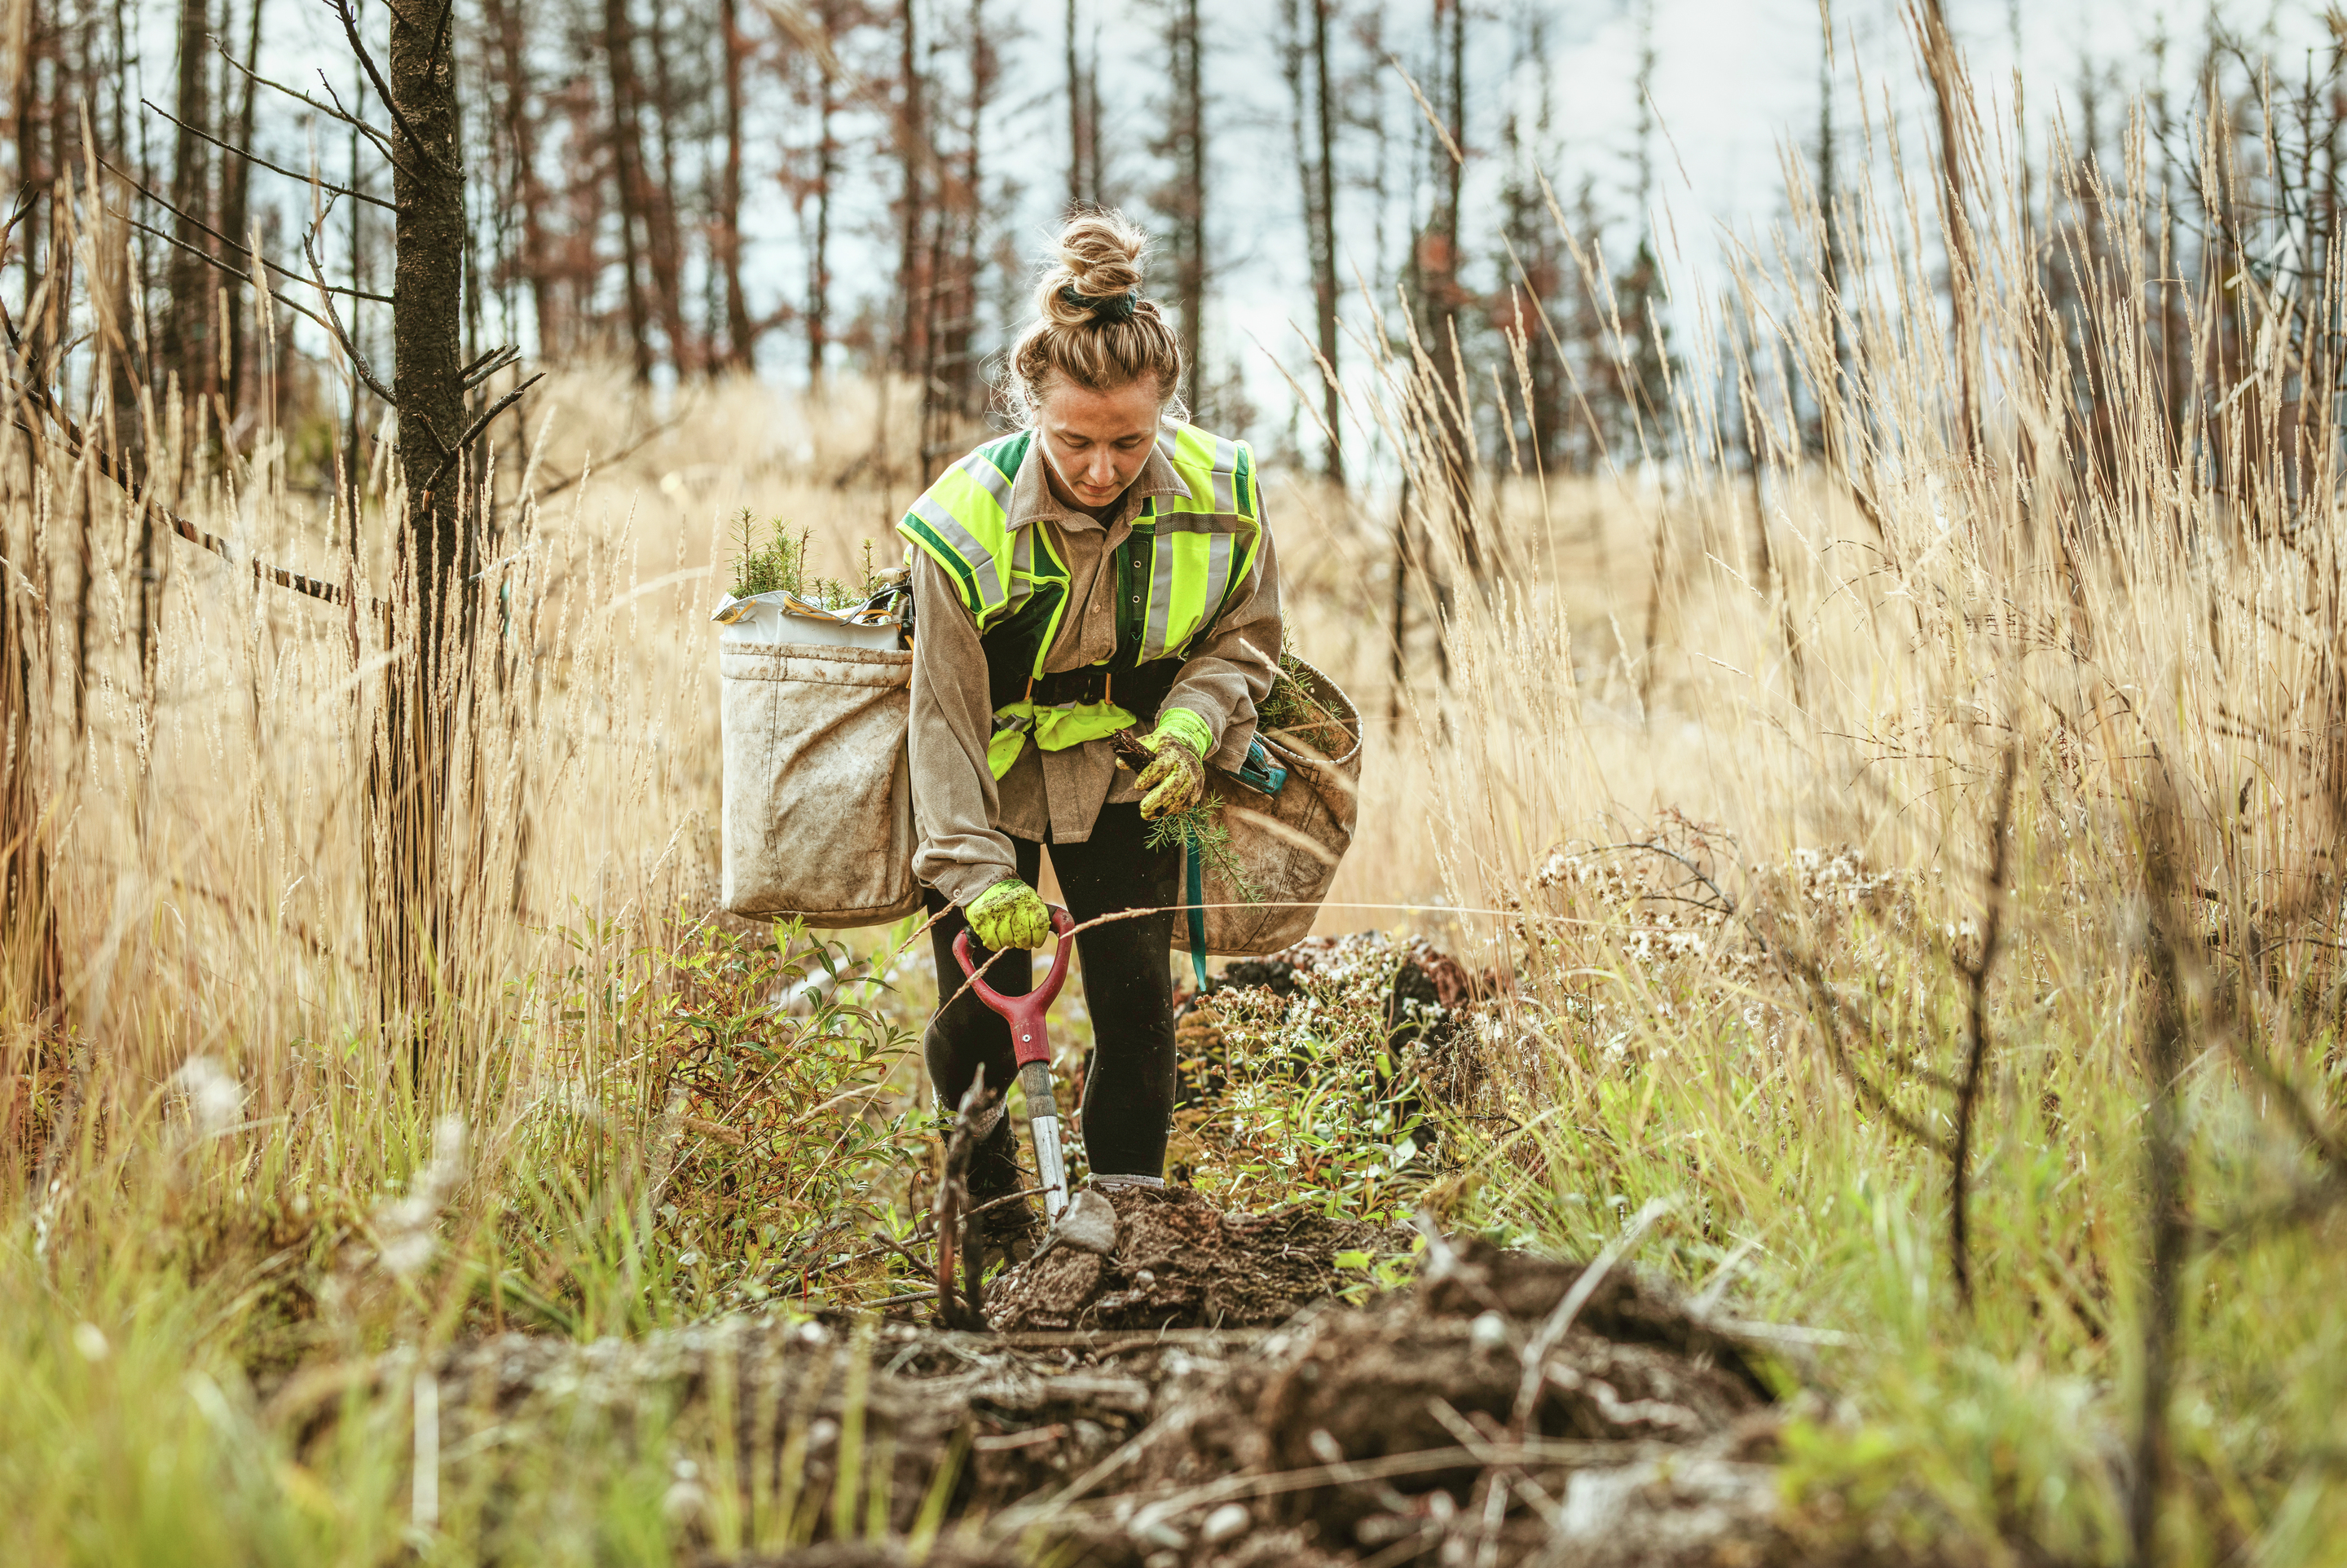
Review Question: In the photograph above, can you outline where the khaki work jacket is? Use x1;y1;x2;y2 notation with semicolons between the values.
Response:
907;433;1283;907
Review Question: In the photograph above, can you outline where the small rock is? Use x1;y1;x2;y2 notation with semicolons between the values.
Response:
1469;1310;1511;1352
1053;1189;1121;1255
1133;1500;1189;1551
1200;1502;1251;1544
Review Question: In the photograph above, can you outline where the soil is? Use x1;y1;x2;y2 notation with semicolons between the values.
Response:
983;1185;1404;1332
284;1191;1940;1566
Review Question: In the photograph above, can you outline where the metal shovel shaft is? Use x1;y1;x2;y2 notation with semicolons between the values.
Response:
1019;1060;1068;1221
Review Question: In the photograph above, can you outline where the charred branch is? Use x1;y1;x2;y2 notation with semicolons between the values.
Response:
328;0;460;183
101;156;391;303
137;95;398;211
303;229;396;406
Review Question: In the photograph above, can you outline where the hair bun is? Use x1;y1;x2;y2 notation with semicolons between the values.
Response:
1007;205;1187;421
1040;209;1147;328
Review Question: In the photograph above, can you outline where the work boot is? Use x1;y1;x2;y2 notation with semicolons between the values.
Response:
964;1117;1041;1270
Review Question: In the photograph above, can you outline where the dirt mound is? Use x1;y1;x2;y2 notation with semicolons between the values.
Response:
1074;1237;1789;1566
294;1194;1940;1565
984;1185;1405;1332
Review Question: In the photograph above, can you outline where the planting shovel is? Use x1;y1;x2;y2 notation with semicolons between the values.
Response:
953;905;1077;1222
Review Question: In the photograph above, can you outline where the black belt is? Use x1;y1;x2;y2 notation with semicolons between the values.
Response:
1023;659;1179;715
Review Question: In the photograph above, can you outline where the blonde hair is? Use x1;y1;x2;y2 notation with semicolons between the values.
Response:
1006;209;1187;422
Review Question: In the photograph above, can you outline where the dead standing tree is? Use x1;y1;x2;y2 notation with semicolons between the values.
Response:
1280;0;1342;485
1153;0;1205;415
115;4;537;1036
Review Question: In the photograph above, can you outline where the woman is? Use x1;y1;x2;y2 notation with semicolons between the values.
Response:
896;209;1281;1260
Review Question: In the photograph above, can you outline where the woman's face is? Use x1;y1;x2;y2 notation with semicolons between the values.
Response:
1036;376;1162;514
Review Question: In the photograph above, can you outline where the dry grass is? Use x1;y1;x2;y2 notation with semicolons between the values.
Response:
7;56;2347;1563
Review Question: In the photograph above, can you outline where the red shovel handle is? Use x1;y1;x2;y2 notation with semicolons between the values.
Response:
953;905;1076;1067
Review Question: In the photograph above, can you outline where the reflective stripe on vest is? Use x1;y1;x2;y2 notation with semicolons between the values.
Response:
896;423;1262;770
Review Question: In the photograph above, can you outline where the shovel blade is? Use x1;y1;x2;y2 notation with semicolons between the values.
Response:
1029;1113;1068;1222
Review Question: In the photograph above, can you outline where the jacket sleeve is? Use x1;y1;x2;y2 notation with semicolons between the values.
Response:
907;550;1020;905
1157;520;1284;773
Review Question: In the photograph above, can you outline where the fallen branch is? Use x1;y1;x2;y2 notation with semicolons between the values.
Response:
0;351;359;607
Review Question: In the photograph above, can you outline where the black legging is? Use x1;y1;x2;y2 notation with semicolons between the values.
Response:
923;802;1182;1195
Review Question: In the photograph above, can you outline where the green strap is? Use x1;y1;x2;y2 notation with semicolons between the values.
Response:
1183;826;1209;991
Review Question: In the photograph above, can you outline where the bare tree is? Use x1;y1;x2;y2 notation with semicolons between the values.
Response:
799;0;844;388
1307;0;1341;482
892;0;926;374
218;0;262;420
605;0;654;379
640;0;695;372
1064;0;1089;208
1155;0;1206;413
163;0;214;409
483;0;557;355
1412;0;1477;579
716;0;756;368
0;437;57;1018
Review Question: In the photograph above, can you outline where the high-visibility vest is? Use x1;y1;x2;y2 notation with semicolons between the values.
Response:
898;424;1263;777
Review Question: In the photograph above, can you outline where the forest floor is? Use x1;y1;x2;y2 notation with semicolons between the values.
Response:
214;928;1967;1568
323;1188;1810;1568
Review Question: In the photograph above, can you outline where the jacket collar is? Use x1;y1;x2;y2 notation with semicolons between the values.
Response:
1008;429;1187;535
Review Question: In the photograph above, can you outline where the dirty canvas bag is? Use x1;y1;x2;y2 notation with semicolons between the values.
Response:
719;610;921;927
1193;658;1363;956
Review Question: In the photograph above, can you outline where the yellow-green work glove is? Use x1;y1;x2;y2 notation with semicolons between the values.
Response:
1134;707;1212;821
967;876;1052;950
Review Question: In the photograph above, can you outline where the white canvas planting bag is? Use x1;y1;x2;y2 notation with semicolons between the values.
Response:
716;592;923;927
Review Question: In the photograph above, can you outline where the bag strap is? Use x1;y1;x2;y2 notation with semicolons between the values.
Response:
1182;826;1209;992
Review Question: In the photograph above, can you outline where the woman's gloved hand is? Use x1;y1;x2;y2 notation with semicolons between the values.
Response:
1134;707;1212;821
967;876;1053;950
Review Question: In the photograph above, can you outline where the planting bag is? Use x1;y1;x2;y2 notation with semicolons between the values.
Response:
1193;658;1364;956
719;619;921;928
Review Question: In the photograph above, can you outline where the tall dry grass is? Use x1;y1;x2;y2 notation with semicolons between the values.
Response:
5;46;2347;1560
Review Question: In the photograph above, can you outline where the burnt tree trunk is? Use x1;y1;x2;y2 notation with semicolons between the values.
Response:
485;0;557;357
604;0;654;381
1816;0;1847;447
14;0;42;321
218;0;263;421
0;487;58;1019
1919;0;1979;461
1064;0;1088;208
1309;0;1341;484
947;0;994;417
164;0;213;412
809;0;839;389
381;0;469;1020
718;0;754;368
893;0;925;376
1418;0;1477;588
641;0;693;372
1165;0;1205;413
